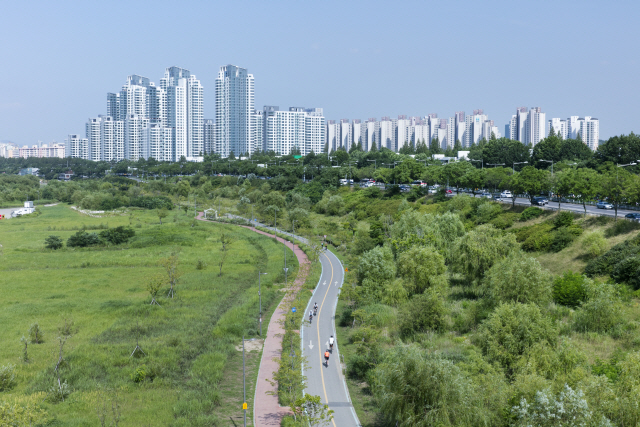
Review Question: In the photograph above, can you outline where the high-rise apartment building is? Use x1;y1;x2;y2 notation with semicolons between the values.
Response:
326;120;338;152
161;66;204;159
66;134;88;160
142;123;173;161
548;116;599;150
204;119;215;154
362;118;378;151
263;106;325;155
378;117;395;151
86;115;125;162
215;64;255;157
507;107;545;146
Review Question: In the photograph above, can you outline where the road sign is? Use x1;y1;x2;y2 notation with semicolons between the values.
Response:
284;267;289;273
293;155;302;159
242;402;247;410
345;268;348;272
292;307;297;313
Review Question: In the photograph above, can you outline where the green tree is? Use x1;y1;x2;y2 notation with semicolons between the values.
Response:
559;138;593;162
372;344;483;426
397;246;447;294
595;132;640;165
399;289;448;337
291;394;334;426
483;137;531;168
464;168;486;195
477;302;557;374
357;246;396;304
514;166;551;203
574;279;623;333
429;137;441;154
532;134;562;166
44;235;63;250
571;168;601;216
157;207;168;225
599;167;631;221
443;161;474;193
482;252;553;305
454;224;519;284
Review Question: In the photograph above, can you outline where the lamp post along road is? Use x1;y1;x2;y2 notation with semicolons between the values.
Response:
258;271;267;336
513;161;528;174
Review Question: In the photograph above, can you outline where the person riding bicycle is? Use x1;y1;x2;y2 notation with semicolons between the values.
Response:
324;350;330;366
313;302;318;312
329;335;334;351
309;311;313;323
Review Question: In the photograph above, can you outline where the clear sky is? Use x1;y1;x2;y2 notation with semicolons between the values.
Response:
1;0;638;146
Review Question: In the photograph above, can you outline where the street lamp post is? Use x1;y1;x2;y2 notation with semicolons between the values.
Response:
540;159;554;175
367;159;377;170
513;161;528;174
258;271;267;336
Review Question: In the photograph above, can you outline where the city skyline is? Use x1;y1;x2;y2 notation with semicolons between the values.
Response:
1;1;635;146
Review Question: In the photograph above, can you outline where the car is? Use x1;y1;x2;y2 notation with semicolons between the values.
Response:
624;213;640;222
500;190;513;198
493;194;502;201
596;201;614;209
531;196;548;206
481;192;492;199
445;189;453;194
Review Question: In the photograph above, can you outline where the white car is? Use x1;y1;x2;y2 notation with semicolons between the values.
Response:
500;191;513;198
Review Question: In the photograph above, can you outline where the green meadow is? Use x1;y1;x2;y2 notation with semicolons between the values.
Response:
0;204;298;426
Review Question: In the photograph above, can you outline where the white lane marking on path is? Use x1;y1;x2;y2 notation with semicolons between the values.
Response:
308;340;314;350
334;281;338;286
323;280;327;286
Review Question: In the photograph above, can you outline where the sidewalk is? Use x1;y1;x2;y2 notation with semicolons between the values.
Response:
196;213;309;426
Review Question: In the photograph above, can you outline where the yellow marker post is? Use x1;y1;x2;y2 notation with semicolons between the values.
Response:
242;402;247;410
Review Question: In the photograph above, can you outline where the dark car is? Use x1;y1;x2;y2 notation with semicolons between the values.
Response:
625;213;640;222
531;196;548;206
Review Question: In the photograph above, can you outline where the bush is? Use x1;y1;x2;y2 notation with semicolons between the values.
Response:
584;236;640;278
130;196;173;210
0;364;16;391
552;271;588;307
44;235;63;250
612;256;640;290
491;213;519;230
554;211;575;228
477;302;557;374
67;230;102;247
482;253;553;306
47;381;71;403
574;280;623;333
605;218;640;237
522;231;553;252
583;231;608;259
28;322;43;344
399;289;448;337
550;227;577;252
520;207;544;222
99;226;135;245
476;202;503;224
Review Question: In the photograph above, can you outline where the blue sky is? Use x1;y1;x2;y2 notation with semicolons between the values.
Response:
1;0;638;145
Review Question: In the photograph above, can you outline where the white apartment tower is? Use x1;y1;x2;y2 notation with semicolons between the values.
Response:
66;134;88;160
305;108;325;154
161;66;204;159
142;124;173;161
204;119;215;154
378;117;395;151
339;119;351;150
215;65;255;157
86;116;125;162
548;116;599;150
326;120;338;152
362;118;378;151
263;106;325;155
352;119;362;148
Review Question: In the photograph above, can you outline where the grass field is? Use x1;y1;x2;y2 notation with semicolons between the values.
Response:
0;204;298;426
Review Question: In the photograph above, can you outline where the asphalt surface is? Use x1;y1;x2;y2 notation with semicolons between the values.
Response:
301;249;359;427
459;193;640;218
226;214;360;426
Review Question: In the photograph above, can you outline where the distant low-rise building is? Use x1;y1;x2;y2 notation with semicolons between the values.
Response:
18;168;40;176
58;170;74;181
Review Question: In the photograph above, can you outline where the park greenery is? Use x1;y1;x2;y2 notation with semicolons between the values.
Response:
2;131;640;425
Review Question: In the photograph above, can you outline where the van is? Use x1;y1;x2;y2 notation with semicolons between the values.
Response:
500;190;513;198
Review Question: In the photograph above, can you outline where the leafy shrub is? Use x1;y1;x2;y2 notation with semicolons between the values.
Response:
477;302;557;374
491;213;519;230
552;271;588;307
476;202;503;224
574;280;623;333
28;322;43;343
399;289;448;337
44;235;63;250
582;231;608;259
0;364;16;391
520;207;543;222
605;218;640;237
482;253;553;306
67;230;102;247
47;381;71;403
515;223;554;243
550;227;577;252
554;211;574;228
196;259;206;270
99;226;135;245
584;236;640;278
612;256;640;289
522;231;553;252
131;365;147;383
130;196;173;210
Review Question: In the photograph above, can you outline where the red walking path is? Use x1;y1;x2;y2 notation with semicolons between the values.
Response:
196;213;309;426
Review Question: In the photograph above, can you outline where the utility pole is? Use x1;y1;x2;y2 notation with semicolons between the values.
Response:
194;194;197;217
284;234;287;286
242;336;246;427
259;271;267;336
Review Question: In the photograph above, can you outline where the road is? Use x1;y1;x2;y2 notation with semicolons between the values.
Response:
225;214;360;426
459;193;639;218
301;249;359;427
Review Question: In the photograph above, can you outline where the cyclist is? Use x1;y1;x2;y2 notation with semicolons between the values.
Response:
313;302;318;312
324;350;330;367
309;311;313;324
329;335;334;352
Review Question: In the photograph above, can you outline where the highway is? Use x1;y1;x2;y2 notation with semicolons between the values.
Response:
462;193;639;218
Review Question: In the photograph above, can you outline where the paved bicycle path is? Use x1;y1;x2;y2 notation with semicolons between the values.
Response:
196;213;308;426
